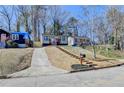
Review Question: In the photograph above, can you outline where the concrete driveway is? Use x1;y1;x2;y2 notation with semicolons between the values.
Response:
0;48;124;87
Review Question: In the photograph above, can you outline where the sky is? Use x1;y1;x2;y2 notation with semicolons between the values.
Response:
0;5;108;24
62;5;82;19
0;5;120;33
0;5;110;36
61;5;108;19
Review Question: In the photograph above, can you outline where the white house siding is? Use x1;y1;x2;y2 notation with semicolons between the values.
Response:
60;36;68;44
68;36;75;46
42;35;50;45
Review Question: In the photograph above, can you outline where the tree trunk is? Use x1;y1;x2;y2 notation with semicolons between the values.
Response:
8;21;11;32
24;16;29;32
114;29;118;49
92;44;96;59
43;24;46;34
16;20;20;32
37;20;40;41
33;19;37;41
31;7;37;41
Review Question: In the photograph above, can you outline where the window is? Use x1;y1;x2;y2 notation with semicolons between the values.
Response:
62;36;65;41
12;34;19;40
44;36;49;41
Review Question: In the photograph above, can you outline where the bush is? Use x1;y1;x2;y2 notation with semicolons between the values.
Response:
6;40;18;48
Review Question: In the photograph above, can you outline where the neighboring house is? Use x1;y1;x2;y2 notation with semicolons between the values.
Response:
41;34;89;46
75;36;90;46
41;35;51;45
41;34;68;45
11;32;33;48
68;36;90;46
0;29;10;48
60;35;68;45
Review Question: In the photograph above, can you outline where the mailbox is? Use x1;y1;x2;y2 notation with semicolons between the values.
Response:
80;53;86;58
80;53;86;65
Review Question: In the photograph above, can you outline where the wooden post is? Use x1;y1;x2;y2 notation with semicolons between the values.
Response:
80;57;83;65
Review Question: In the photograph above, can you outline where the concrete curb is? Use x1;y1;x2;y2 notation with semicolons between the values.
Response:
70;64;124;73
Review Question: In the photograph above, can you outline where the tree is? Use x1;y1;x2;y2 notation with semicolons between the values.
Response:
81;6;98;59
14;6;22;32
31;5;44;41
39;6;49;34
93;16;109;45
16;5;31;32
49;6;69;35
107;6;124;50
0;5;14;32
67;17;79;36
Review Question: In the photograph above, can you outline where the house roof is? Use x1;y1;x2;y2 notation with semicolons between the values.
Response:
11;32;29;35
0;29;10;34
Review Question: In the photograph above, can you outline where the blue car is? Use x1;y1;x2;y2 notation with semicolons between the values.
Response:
11;32;33;48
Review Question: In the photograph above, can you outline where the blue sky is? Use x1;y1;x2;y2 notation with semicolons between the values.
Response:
17;5;109;32
0;5;108;24
61;5;108;19
60;5;109;37
61;5;82;18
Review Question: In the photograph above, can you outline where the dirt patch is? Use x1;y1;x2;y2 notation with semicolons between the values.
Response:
45;46;80;71
0;48;33;76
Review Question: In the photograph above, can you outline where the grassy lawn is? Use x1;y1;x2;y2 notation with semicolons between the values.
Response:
60;45;107;60
0;48;33;76
85;46;124;59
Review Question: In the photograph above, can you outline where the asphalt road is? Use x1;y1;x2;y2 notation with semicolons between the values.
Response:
0;48;124;87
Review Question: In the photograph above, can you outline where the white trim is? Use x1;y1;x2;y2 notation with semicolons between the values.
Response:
18;44;27;48
12;34;19;40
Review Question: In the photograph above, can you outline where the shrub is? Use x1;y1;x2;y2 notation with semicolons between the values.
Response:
6;40;18;48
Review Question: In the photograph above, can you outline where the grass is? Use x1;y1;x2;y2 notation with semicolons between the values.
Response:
0;48;33;76
33;41;42;48
60;45;107;60
86;46;124;59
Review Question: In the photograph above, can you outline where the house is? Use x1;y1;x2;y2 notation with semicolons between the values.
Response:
0;29;33;48
41;34;68;45
60;35;68;44
75;36;90;46
41;33;90;46
41;34;51;45
0;29;10;48
11;32;33;48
